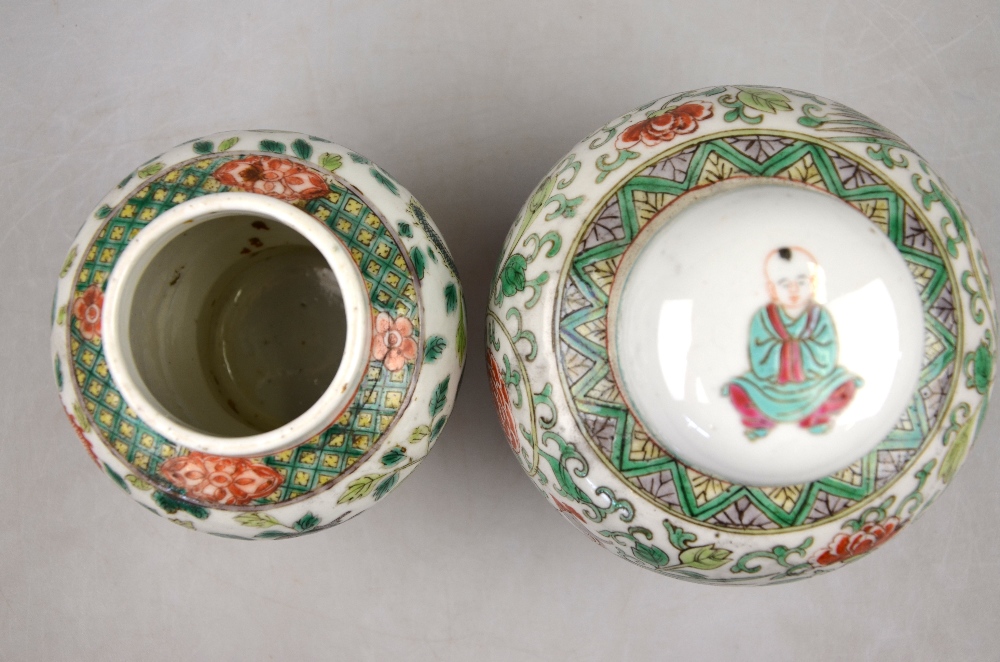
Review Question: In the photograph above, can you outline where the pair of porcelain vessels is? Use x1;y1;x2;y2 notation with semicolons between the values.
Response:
51;86;995;585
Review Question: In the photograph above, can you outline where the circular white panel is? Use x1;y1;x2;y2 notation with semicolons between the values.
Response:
611;181;925;486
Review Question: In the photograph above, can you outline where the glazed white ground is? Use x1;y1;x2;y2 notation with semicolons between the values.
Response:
611;182;925;486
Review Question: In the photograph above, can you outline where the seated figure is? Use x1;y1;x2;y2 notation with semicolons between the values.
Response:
723;247;862;440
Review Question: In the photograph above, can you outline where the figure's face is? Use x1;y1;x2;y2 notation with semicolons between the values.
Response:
766;250;815;314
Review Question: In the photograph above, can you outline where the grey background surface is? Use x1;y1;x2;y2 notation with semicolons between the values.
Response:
2;1;998;660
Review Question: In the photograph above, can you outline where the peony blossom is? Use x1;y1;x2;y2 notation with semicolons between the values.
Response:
616;101;714;150
372;312;418;372
214;155;329;202
487;353;520;453
72;284;104;341
159;453;282;506
813;516;902;566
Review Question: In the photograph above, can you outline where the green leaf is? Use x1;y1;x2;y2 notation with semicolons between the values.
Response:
293;512;320;532
397;221;412;238
678;544;732;570
941;409;977;484
54;356;63;389
259;139;285;154
424;336;447;362
95;205;112;219
348;152;370;164
219;136;239;151
455;302;467;362
527;175;555;217
972;344;993;394
104;464;129;492
152;491;209;519
72;403;91;431
338;474;383;503
381;446;407;466
192;140;214;154
444;283;458;314
429;376;450;418
170;519;196;530
255;530;295;540
234;512;280;528
319;152;342;171
410;246;425;280
125;475;153;491
427;247;437;263
55;306;66;326
137;162;165;178
117;173;133;189
409;425;431;443
371;167;399;195
373;473;398;501
292;138;313;160
432;415;447;440
633;541;669;568
500;254;528;297
736;87;792;114
663;519;696;551
60;246;77;277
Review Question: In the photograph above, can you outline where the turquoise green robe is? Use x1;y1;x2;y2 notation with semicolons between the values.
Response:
724;303;861;423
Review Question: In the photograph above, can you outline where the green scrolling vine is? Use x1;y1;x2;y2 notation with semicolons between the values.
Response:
600;519;733;580
911;156;998;460
588;459;942;584
730;460;937;584
493;231;561;309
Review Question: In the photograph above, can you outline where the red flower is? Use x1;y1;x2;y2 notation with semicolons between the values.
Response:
616;101;713;149
553;498;585;523
214;155;329;202
813;517;903;566
487;353;520;453
72;284;103;342
64;406;100;467
372;312;417;372
159;453;281;506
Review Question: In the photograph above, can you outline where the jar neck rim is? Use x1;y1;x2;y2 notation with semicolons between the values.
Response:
102;192;371;457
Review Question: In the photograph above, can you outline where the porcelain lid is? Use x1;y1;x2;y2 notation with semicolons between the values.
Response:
610;180;925;486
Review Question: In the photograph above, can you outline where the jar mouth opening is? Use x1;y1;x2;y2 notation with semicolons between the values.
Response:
103;192;371;458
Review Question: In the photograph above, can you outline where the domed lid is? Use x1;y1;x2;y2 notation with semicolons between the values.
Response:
609;179;925;486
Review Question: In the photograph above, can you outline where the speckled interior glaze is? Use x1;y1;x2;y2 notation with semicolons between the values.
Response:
486;86;995;584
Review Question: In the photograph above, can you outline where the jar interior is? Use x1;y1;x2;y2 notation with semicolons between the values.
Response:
127;213;348;437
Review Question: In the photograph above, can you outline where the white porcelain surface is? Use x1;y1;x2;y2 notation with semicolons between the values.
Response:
487;85;995;585
51;130;466;537
611;181;925;485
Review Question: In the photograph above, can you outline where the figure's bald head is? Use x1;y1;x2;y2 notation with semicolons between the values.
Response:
765;246;818;316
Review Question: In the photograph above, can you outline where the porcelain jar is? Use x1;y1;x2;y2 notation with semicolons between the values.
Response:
487;86;995;584
52;130;465;538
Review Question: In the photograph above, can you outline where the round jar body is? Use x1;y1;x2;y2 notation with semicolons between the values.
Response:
487;86;995;584
52;130;466;538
